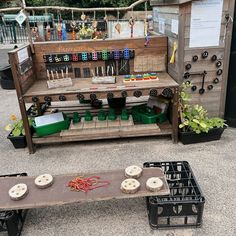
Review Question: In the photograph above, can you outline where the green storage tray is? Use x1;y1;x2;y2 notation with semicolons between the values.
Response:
33;114;70;137
132;104;167;124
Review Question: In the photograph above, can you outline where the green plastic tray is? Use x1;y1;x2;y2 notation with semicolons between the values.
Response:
33;114;70;137
132;104;167;124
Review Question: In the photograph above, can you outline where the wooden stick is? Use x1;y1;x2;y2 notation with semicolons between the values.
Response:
47;69;50;80
0;0;147;13
21;0;26;8
51;71;54;80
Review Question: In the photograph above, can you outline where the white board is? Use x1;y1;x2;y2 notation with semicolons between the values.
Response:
17;47;29;63
108;21;144;39
189;0;223;48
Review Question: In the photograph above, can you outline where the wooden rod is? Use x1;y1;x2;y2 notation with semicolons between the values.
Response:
21;0;26;8
0;0;147;13
0;7;21;13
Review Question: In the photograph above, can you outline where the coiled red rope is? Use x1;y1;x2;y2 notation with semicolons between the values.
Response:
68;176;110;193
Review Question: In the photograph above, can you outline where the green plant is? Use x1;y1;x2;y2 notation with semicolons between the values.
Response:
179;82;227;134
5;115;33;137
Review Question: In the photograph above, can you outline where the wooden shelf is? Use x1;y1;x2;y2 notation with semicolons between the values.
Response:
32;122;172;144
23;73;179;103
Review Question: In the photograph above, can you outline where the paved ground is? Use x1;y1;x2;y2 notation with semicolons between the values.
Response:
0;48;236;236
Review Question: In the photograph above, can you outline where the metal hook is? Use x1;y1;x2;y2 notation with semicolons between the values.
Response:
72;10;74;21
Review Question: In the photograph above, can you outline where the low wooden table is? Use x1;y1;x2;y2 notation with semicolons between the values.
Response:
0;168;169;211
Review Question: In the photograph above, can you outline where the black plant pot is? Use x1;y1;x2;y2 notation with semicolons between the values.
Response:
7;133;27;149
179;127;226;145
107;98;126;109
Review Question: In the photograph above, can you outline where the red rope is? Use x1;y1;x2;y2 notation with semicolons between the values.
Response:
68;176;110;193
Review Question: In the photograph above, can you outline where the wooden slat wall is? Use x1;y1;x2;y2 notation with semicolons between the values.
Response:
32;37;168;80
151;0;233;116
181;0;230;116
152;6;180;81
8;45;35;94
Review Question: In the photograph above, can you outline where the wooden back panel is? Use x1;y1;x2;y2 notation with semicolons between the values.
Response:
8;45;35;95
32;37;168;80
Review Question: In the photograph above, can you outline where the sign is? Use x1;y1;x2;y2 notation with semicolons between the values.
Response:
153;7;158;22
17;47;29;63
171;19;179;35
189;0;223;48
108;21;144;39
158;18;165;34
15;10;27;26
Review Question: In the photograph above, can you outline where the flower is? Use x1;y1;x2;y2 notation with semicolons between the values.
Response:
10;115;17;121
5;124;13;132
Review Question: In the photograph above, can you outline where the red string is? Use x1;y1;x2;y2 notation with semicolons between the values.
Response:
68;176;110;193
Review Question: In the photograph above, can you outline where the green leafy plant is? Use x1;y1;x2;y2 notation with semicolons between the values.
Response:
5;115;33;137
179;82;227;134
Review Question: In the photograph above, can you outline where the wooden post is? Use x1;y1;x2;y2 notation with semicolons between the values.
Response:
172;87;179;143
219;0;236;117
20;0;35;53
8;50;35;154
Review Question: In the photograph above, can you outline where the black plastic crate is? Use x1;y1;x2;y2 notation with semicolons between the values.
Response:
0;173;28;236
143;161;205;229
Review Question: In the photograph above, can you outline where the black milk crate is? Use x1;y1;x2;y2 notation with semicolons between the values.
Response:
0;173;28;236
143;161;205;229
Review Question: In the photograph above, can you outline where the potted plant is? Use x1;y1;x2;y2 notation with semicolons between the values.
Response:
78;25;95;40
178;82;227;144
5;115;33;149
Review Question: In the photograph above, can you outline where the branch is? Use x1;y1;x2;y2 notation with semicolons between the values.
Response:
0;7;21;13
0;0;147;13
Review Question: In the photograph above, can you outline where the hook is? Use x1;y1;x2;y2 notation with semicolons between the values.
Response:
117;10;120;22
72;10;74;21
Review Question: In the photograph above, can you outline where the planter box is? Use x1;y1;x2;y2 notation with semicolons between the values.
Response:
7;134;27;149
179;127;226;145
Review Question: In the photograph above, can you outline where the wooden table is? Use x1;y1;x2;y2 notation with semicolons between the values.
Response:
0;168;169;211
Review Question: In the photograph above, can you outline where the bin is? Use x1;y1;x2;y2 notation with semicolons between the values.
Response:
0;65;15;89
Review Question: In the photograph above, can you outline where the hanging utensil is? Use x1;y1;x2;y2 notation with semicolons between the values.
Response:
115;10;121;34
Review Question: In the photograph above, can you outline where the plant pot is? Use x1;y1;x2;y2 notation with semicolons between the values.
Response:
107;98;126;109
7;134;27;149
179;127;226;145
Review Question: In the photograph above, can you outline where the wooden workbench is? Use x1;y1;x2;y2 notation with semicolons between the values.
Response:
0;168;169;211
8;37;179;153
